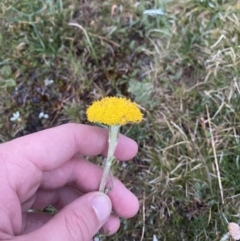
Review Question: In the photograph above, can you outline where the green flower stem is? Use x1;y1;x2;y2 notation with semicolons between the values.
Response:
99;125;120;193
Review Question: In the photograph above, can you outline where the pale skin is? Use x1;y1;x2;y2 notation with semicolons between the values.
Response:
0;123;139;241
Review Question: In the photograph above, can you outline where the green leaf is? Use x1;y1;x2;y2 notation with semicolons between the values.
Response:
0;65;12;77
0;79;16;88
128;79;153;107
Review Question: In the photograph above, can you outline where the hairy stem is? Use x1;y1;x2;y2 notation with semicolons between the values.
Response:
99;125;120;193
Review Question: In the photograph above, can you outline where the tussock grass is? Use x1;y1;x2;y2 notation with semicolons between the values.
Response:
1;0;240;240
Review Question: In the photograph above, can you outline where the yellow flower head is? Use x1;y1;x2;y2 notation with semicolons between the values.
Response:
86;96;143;126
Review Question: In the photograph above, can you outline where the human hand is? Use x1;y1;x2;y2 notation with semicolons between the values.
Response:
0;124;139;241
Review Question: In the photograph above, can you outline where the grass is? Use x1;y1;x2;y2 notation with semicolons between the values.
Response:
1;0;240;240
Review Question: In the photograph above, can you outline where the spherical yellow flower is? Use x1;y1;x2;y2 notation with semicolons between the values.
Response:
86;96;143;126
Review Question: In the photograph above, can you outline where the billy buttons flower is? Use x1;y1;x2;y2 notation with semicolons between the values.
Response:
86;96;143;125
86;96;143;192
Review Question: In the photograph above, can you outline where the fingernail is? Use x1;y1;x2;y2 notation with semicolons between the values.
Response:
91;194;111;222
99;227;110;235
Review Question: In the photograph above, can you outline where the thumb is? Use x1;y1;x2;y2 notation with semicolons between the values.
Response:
21;192;112;241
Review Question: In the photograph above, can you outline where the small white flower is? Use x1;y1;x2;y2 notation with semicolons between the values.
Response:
44;78;54;86
38;112;49;119
10;111;21;122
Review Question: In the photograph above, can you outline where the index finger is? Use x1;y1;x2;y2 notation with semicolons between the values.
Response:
1;123;138;171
